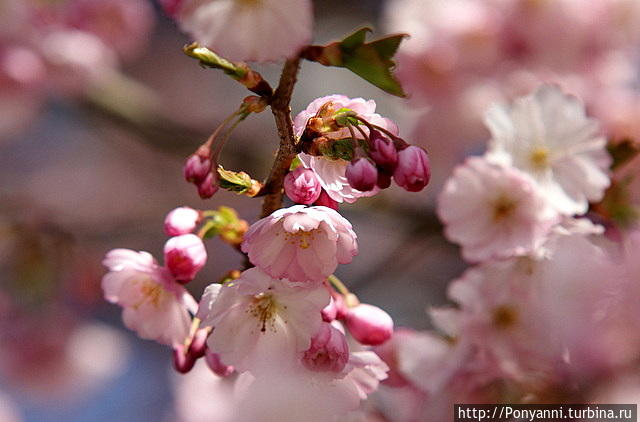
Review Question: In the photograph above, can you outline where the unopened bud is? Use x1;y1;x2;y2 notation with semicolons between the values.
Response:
369;131;398;171
184;153;212;184
345;303;394;346
314;189;339;210
197;172;219;199
346;158;378;192
242;95;267;113
284;168;322;205
393;146;431;192
205;350;235;377
164;207;201;236
164;234;207;283
302;322;349;373
173;344;195;374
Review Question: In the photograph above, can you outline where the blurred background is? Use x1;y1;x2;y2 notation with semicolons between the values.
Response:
1;0;639;420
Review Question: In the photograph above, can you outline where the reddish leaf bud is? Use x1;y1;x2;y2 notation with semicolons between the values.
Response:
164;234;207;283
346;158;378;192
393;146;431;192
345;303;394;346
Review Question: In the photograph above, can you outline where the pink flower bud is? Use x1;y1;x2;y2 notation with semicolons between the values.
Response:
346;158;378;192
187;328;209;359
164;234;207;283
393;146;431;192
196;172;219;199
369;131;398;171
284;168;322;205
302;322;349;373
314;189;339;210
345;303;394;346
205;349;235;377
321;297;338;322
184;154;212;184
164;207;200;236
173;344;196;374
332;293;348;320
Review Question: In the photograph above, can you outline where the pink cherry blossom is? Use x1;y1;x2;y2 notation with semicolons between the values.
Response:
177;0;313;63
346;158;378;192
294;95;398;203
164;234;207;283
393;146;431;192
302;322;349;373
485;85;612;215
345;304;394;346
198;267;330;373
241;205;358;283
438;157;559;262
164;206;201;236
102;249;197;346
284;167;322;205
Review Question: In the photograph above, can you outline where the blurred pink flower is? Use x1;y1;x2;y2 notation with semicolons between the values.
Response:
241;205;358;283
485;85;611;215
438;157;558;262
102;249;197;346
177;0;313;63
199;267;330;373
164;206;201;236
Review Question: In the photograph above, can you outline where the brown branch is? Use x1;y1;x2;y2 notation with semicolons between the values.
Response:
260;57;301;218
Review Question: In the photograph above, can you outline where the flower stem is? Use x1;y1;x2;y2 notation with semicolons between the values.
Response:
260;57;302;218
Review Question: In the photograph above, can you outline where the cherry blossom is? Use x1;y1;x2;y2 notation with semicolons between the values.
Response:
294;95;398;203
198;267;330;373
102;249;197;346
177;0;313;63
241;205;358;283
484;85;611;215
164;207;201;236
438;157;559;262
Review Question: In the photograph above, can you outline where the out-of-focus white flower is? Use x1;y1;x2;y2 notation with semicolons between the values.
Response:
102;249;197;346
438;157;559;262
241;205;358;283
294;95;398;204
177;0;313;63
199;267;329;373
484;84;611;215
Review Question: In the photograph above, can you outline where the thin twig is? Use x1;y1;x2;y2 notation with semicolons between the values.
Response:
260;57;302;218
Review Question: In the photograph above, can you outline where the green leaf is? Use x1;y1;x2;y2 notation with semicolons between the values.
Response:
183;43;246;79
302;28;407;97
217;166;253;194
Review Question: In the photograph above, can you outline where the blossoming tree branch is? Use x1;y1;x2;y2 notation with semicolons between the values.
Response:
101;0;640;420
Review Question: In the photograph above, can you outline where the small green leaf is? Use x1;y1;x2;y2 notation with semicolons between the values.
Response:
289;155;303;171
302;28;408;97
217;166;253;194
184;43;246;79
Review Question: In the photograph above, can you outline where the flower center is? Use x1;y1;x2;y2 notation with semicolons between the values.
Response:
492;305;518;329
134;279;166;309
284;229;320;249
492;195;517;221
529;146;550;169
248;293;278;333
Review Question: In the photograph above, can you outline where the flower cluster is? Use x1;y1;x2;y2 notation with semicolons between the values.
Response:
355;85;638;421
291;94;431;205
